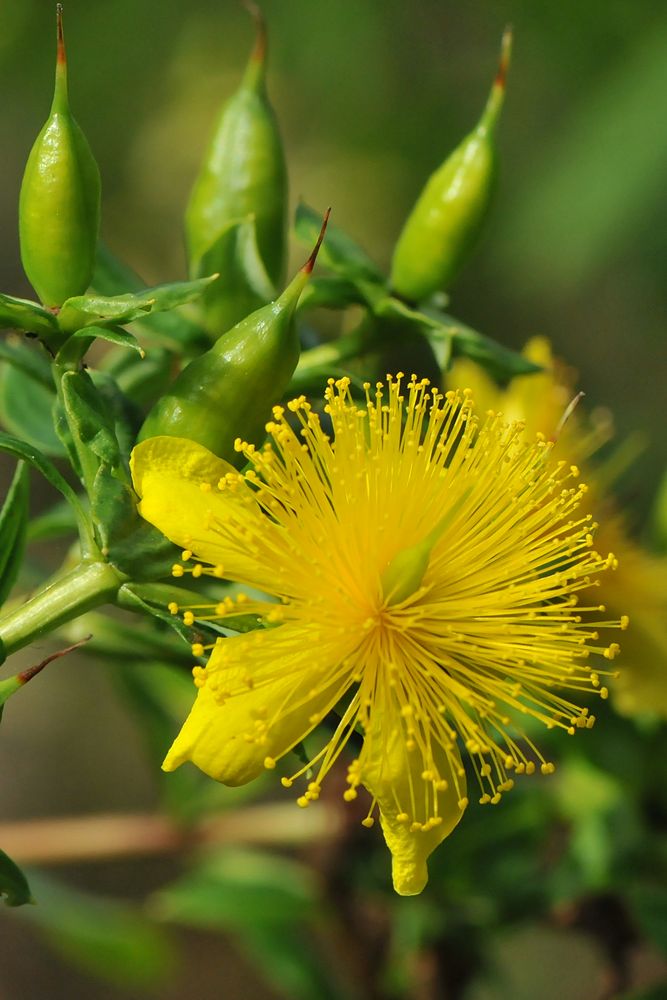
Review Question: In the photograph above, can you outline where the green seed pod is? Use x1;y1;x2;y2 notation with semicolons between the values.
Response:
185;1;287;335
139;212;329;464
390;28;511;303
19;6;101;308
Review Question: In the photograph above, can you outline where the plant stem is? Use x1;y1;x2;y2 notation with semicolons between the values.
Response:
0;804;342;865
0;560;126;661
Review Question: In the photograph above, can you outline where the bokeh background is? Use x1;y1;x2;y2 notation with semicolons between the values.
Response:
0;1;666;998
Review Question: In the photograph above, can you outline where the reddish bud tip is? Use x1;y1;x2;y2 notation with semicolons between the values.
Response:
18;634;92;687
243;0;267;64
56;4;66;65
495;25;513;91
302;208;331;275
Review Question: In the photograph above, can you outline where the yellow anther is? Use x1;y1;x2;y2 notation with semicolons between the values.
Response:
281;777;293;788
361;817;375;828
343;788;358;802
296;796;310;808
183;611;194;626
167;602;179;615
171;564;184;578
191;643;205;657
264;757;276;770
181;550;192;561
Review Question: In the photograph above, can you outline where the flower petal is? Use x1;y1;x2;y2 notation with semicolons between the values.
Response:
359;703;467;896
163;628;349;785
130;435;252;566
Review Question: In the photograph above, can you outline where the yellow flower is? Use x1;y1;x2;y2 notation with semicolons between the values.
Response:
450;338;667;719
131;375;622;895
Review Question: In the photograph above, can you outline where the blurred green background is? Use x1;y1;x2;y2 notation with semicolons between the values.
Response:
1;1;666;998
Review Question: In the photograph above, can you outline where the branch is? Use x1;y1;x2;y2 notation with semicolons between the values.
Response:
0;803;343;866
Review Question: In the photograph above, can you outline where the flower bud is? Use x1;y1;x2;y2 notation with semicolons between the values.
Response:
185;2;287;335
139;212;329;464
19;6;101;308
390;28;511;303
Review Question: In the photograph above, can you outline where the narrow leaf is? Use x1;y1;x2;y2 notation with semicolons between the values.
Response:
0;364;66;458
58;294;154;334
295;203;384;283
0;432;96;558
93;244;210;351
0;463;29;609
0;336;53;390
0;848;33;907
27;498;79;544
0;293;59;338
25;873;174;987
132;274;220;312
297;275;367;312
56;325;144;366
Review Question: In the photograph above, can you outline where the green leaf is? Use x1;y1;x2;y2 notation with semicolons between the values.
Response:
0;293;59;338
59;369;125;489
0;335;53;390
102;345;174;409
0;848;33;907
93;243;210;352
152;848;317;929
376;297;541;380
0;432;95;556
133;274;220;313
0;463;29;609
27;498;79;544
194;216;275;300
56;325;144;367
152;850;346;1000
88;370;141;460
60;277;219;336
95;492;177;579
628;884;667;958
57;295;153;335
297;275;368;312
25;873;174;988
117;582;262;639
0;364;66;458
444;314;543;379
295;202;384;284
193;217;275;334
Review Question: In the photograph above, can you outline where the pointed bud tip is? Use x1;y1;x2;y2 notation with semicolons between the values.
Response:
302;208;331;275
242;0;267;64
496;26;513;90
56;4;66;65
17;634;92;687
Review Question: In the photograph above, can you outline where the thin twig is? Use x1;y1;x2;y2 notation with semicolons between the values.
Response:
0;802;343;866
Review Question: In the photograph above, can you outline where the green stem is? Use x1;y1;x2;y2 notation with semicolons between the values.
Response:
292;323;375;380
0;561;126;662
